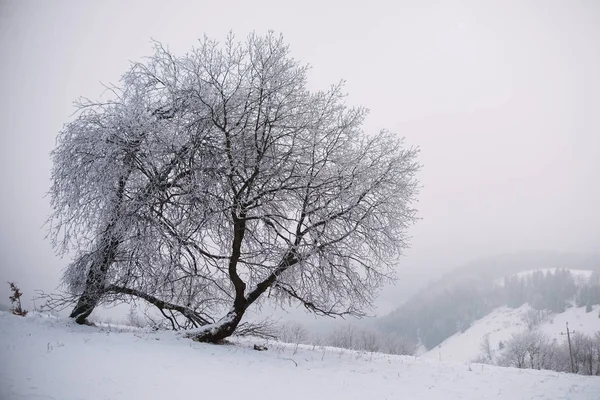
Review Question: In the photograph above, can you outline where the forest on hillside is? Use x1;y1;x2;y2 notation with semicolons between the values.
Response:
379;268;600;350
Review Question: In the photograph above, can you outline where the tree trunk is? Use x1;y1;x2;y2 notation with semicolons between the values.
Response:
189;308;245;343
69;237;119;324
70;157;131;324
188;251;299;343
106;285;210;328
69;281;105;324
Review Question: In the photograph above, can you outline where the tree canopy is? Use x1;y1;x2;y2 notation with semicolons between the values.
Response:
48;32;420;342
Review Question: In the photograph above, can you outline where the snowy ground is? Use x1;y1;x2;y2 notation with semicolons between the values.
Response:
422;304;600;364
1;312;599;399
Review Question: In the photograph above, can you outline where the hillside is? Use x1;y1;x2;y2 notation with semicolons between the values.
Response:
1;312;599;400
422;303;600;364
378;252;600;350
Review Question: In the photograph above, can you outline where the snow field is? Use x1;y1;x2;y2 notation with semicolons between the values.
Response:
1;312;599;400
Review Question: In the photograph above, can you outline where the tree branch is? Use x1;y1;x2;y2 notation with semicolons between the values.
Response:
105;285;211;328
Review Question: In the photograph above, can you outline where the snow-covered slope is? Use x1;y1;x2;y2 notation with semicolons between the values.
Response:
544;305;600;338
422;304;532;363
1;312;599;400
422;304;600;364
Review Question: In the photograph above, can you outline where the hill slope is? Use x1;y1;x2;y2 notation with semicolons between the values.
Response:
422;304;600;364
1;312;599;400
379;252;600;350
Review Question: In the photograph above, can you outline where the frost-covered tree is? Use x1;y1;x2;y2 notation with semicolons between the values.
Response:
49;32;419;343
498;330;561;371
499;331;537;369
278;322;310;345
49;46;220;328
479;333;493;363
325;323;415;355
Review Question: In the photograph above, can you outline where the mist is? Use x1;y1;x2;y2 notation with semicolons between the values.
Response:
1;0;598;319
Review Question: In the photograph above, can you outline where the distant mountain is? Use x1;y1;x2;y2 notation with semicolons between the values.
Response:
378;251;600;350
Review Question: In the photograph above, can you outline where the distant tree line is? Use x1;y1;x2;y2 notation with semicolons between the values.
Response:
379;269;600;350
277;321;416;356
502;269;577;311
575;274;600;311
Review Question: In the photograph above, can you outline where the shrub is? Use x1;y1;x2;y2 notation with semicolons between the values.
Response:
8;282;28;316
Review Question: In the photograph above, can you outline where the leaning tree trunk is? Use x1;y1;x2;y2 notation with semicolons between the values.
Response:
188;209;250;342
188;248;299;343
189;308;246;343
69;273;106;324
69;235;120;324
70;149;135;324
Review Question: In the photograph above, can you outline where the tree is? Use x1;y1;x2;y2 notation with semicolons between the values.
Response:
49;47;218;328
595;332;600;375
278;321;309;345
381;332;416;356
324;323;416;355
571;332;595;375
499;332;528;368
479;333;493;363
522;309;548;331
499;330;550;369
49;32;420;343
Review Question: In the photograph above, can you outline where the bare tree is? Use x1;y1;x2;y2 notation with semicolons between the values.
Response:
49;49;219;328
381;333;416;356
479;333;493;363
279;321;309;345
571;332;595;375
499;332;528;369
323;323;415;355
356;327;382;353
49;32;419;343
499;331;548;369
522;309;548;330
595;332;600;375
524;330;549;369
496;330;600;373
328;324;358;350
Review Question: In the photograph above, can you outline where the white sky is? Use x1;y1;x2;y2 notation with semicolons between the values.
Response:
0;0;599;315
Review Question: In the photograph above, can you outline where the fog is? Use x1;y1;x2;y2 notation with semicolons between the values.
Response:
1;1;598;318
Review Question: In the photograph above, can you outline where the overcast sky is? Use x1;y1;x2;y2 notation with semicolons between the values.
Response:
1;1;599;315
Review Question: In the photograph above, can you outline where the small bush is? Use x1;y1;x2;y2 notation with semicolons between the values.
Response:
8;282;28;316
